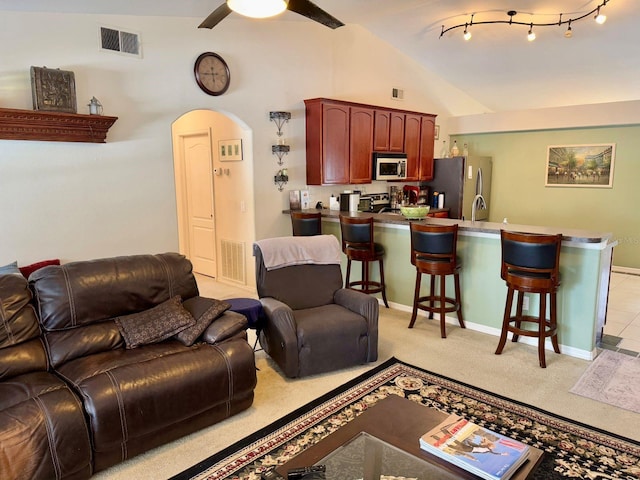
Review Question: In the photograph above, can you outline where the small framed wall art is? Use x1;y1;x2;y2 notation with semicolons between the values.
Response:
545;144;615;188
219;139;243;161
30;66;77;113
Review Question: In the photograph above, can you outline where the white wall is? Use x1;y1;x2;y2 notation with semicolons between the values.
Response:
0;11;479;268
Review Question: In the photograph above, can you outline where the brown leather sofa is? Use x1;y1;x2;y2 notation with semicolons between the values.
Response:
1;253;257;478
0;272;92;480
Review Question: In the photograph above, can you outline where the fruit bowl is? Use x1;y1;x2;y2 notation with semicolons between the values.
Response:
399;205;430;219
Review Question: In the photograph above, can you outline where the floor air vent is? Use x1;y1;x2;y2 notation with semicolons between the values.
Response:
220;240;246;284
100;26;141;57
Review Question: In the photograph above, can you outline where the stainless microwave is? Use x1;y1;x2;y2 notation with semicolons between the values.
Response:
372;153;407;180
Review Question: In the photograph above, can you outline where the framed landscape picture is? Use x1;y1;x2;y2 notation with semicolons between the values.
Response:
545;144;615;188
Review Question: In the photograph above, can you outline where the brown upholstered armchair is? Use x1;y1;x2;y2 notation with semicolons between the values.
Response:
253;235;379;378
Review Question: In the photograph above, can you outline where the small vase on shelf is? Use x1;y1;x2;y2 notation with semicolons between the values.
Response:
451;140;460;157
440;140;449;158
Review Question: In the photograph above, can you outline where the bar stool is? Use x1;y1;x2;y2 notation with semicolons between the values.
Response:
290;211;322;236
495;230;562;368
339;215;389;308
408;223;465;338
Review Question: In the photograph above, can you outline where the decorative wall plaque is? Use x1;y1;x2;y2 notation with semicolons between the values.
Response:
30;66;77;113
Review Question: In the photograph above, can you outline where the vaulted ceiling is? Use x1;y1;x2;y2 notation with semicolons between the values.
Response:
1;0;637;112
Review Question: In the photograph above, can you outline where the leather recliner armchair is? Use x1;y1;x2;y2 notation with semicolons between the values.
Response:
253;235;378;378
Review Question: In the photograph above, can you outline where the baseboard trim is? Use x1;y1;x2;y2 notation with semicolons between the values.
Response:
383;300;595;361
612;265;640;276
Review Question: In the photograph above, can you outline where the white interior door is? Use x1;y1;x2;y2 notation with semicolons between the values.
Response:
182;132;217;277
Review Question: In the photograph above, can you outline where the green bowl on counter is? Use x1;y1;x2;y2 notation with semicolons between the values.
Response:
399;205;430;219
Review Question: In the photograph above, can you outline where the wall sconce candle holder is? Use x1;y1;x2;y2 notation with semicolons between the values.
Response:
271;144;290;165
274;170;289;191
269;111;291;137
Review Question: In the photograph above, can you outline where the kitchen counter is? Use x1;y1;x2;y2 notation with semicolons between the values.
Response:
290;208;613;246
283;209;615;359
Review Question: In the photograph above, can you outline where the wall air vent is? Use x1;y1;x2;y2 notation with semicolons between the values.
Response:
220;239;246;285
391;87;404;101
99;26;142;57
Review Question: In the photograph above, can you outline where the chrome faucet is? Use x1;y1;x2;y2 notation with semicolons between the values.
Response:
471;194;487;222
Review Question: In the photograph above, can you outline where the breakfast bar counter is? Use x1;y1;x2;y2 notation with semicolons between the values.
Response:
285;209;616;359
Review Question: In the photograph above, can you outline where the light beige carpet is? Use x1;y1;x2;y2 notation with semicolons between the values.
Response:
570;350;640;413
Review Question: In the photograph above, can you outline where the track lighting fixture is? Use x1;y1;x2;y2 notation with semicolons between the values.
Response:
440;0;610;41
527;23;536;41
463;23;471;40
565;20;573;38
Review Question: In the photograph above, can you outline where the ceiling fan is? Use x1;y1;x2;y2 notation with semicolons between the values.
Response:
198;0;344;30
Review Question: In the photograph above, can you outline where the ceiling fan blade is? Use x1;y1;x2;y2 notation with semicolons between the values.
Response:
286;0;345;29
198;3;232;29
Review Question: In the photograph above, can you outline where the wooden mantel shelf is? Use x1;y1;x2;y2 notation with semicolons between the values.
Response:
0;107;118;143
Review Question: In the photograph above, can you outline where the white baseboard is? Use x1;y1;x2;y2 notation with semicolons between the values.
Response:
612;265;640;276
383;300;595;361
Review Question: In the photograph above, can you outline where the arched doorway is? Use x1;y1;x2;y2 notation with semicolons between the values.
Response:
172;109;256;288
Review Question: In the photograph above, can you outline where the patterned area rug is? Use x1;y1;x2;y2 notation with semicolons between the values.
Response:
570;350;640;414
172;357;640;480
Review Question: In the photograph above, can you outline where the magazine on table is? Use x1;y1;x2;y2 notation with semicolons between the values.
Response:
419;414;530;480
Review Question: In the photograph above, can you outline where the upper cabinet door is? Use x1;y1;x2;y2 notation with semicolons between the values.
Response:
404;114;421;181
322;103;351;184
419;115;436;181
349;107;374;184
373;110;391;151
389;112;405;152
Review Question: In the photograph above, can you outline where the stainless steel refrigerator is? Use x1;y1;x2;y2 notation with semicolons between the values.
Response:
420;156;492;220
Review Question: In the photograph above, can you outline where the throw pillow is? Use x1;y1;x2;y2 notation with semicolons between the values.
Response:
175;296;231;346
115;296;195;349
0;261;21;276
19;259;60;278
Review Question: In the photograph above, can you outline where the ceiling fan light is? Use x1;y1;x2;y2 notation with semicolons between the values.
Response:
227;0;288;19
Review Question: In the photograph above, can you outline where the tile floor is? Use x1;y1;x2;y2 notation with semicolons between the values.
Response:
196;270;640;357
602;271;640;356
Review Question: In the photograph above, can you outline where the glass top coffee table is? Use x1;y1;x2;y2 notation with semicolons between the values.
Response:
277;395;542;480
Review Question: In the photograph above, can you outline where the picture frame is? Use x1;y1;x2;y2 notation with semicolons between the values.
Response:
218;139;243;161
545;144;615;188
434;124;440;140
30;66;77;113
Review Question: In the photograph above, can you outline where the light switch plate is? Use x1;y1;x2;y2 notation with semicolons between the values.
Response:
468;165;473;179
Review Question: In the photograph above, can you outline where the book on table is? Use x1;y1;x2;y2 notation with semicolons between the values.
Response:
419;414;530;480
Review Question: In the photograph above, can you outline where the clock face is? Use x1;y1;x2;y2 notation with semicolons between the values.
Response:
194;52;230;96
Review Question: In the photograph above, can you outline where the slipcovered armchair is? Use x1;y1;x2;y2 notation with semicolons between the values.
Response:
253;235;378;378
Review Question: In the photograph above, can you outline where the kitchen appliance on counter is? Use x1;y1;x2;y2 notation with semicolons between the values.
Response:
372;152;407;180
403;185;419;205
359;192;390;213
421;156;492;220
339;192;360;212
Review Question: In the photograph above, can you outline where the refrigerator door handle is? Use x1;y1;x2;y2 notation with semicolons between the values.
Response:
476;167;484;195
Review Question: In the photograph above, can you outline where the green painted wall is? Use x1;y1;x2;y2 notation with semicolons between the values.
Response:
451;125;640;269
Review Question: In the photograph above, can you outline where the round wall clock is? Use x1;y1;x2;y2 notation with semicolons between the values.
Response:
194;52;230;96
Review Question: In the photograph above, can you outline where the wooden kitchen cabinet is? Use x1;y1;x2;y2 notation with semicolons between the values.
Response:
305;98;435;185
373;110;404;152
349;106;374;183
404;114;421;181
419;115;436;181
305;98;372;185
